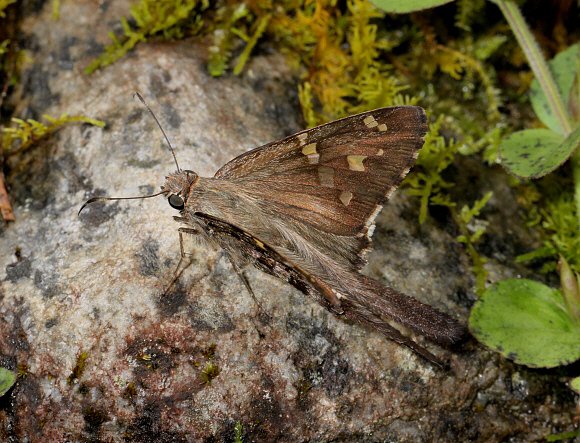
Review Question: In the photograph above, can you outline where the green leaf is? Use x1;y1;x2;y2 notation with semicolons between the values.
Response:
571;376;580;394
0;367;16;396
469;279;580;368
530;43;580;135
370;0;454;14
500;127;580;178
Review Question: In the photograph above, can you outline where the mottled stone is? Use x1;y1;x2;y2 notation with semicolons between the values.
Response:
0;1;576;442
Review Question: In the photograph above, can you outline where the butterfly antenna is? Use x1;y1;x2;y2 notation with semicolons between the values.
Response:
134;91;181;172
78;190;166;216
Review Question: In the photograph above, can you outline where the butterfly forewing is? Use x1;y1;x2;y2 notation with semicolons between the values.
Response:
215;106;427;240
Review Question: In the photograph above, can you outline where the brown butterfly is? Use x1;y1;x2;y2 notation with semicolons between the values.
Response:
80;95;466;367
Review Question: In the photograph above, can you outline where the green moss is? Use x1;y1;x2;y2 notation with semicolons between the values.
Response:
0;0;16;17
233;13;270;75
233;421;244;443
1;114;105;157
403;116;458;224
200;361;219;384
85;0;209;74
52;0;60;20
517;180;580;274
455;192;493;294
207;4;249;77
201;343;216;360
67;351;89;385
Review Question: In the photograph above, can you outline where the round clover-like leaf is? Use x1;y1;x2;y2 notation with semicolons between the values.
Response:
530;43;579;135
0;367;16;397
500;128;573;178
371;0;454;13
469;279;580;368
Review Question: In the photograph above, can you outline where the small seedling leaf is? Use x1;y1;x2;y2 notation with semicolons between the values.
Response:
469;279;580;368
370;0;453;14
530;43;579;134
0;367;16;396
499;128;577;178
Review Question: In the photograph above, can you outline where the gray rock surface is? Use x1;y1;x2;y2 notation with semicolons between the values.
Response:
0;1;576;441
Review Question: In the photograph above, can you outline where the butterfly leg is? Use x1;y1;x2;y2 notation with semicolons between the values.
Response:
162;227;199;296
226;253;269;320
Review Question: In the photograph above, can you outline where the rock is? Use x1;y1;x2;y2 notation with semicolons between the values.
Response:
0;1;576;441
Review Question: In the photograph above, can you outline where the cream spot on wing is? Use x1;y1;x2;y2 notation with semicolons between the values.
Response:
377;149;384;156
254;238;265;249
318;166;335;187
347;155;367;171
377;123;388;132
301;142;319;164
302;142;317;155
307;153;320;164
363;115;378;128
339;191;353;206
297;133;308;146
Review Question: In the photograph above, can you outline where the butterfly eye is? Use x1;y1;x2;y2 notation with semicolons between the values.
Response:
168;194;185;210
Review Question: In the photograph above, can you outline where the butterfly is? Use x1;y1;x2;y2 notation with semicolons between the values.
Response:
80;95;466;367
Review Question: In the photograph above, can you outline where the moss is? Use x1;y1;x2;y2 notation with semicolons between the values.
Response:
207;4;249;77
200;361;219;384
233;420;244;443
201;343;217;360
517;178;580;274
85;0;209;74
403;115;458;224
67;351;89;385
454;192;493;295
1;114;105;157
0;0;16;18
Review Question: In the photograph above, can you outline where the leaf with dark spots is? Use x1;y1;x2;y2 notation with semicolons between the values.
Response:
500;128;579;178
469;279;580;368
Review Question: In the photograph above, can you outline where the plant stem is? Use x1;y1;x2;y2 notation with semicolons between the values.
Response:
493;0;572;134
574;149;580;229
492;0;578;226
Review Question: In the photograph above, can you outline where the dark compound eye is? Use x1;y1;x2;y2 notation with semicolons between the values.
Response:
168;194;185;210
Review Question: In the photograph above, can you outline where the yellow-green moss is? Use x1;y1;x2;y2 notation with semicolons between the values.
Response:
85;0;209;74
1;114;105;157
0;0;16;17
517;179;580;274
67;351;89;385
200;361;219;384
